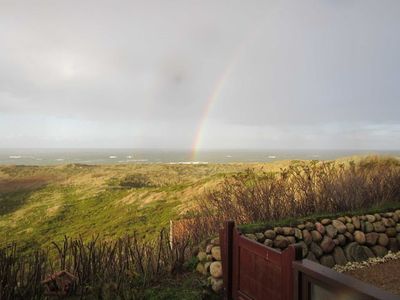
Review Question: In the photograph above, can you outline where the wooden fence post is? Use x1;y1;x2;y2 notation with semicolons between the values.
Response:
220;221;234;300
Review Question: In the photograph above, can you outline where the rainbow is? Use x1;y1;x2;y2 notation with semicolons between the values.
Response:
189;11;273;161
190;52;241;161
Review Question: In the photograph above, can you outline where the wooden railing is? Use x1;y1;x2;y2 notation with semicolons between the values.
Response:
220;221;400;300
293;259;400;300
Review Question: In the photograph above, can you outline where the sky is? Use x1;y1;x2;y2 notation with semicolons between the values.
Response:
0;0;399;150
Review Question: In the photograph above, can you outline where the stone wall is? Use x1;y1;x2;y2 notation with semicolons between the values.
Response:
195;209;400;292
245;210;400;268
195;237;223;294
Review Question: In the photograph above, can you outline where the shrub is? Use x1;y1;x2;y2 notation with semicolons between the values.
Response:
190;156;400;236
0;230;194;299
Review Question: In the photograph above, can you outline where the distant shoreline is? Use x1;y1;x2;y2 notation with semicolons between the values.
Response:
0;149;399;166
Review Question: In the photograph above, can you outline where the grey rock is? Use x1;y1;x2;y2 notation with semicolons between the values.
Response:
321;218;331;225
361;246;375;259
354;231;366;245
274;227;284;235
337;234;346;246
197;251;207;262
344;242;370;262
315;222;325;234
264;239;273;247
264;229;276;240
388;238;399;252
209;261;223;278
310;242;323;258
302;229;312;245
365;232;379;246
373;222;386;233
377;233;389;247
325;225;338;238
245;234;257;241
196;263;207;275
392;214;399;223
305;222;315;231
362;221;373;233
374;213;382;221
352;216;361;229
306;251;318;263
297;241;309;258
332;220;347;234
255;232;265;242
294;228;303;240
366;214;376;223
287;236;296;244
320;236;335;253
386;228;397;237
382;218;394;227
209;276;223;293
344;232;354;242
282;227;295;236
274;235;289;249
211;246;221;260
320;255;335;268
297;224;305;230
346;223;355;233
333;247;348;266
371;245;388;257
311;230;323;242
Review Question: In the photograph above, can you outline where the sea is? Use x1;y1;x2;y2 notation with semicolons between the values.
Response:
0;149;399;165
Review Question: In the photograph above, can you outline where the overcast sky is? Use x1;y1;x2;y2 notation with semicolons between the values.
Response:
0;0;399;150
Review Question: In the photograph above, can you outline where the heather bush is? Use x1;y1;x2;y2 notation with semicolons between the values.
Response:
194;157;400;231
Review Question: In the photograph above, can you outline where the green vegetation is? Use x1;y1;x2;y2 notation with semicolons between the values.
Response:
0;161;295;250
196;156;400;238
1;156;399;299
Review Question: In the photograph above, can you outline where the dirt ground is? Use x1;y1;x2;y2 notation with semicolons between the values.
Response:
344;259;400;296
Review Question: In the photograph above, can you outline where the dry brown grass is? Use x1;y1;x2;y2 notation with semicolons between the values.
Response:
0;230;193;300
182;156;400;241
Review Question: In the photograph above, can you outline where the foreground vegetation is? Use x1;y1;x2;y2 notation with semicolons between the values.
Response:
1;156;400;299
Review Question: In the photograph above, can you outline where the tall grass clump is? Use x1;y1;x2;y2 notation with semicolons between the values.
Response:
196;156;400;228
0;230;194;300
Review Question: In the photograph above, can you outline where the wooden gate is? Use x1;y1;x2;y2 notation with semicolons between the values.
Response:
220;221;302;300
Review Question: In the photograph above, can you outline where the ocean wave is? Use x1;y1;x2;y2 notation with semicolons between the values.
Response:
9;155;21;159
168;161;208;165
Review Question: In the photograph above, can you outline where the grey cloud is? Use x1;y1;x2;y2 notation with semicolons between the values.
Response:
0;0;399;149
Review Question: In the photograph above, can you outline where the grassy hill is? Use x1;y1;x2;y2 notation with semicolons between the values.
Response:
1;156;395;251
0;161;297;251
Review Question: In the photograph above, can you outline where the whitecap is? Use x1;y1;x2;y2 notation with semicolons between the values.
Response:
268;155;276;159
109;156;117;159
169;161;208;165
9;155;21;159
127;159;148;162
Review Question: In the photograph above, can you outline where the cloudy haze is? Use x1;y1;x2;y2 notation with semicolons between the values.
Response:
0;0;399;150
